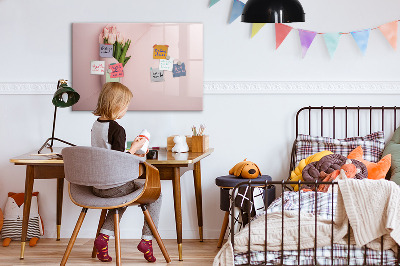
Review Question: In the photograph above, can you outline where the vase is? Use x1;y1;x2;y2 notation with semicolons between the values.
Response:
100;57;120;85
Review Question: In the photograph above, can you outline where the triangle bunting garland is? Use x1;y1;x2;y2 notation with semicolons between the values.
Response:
378;21;398;50
323;33;341;58
275;23;293;49
206;2;400;58
229;0;245;24
351;29;370;55
251;23;266;38
298;29;317;58
209;0;220;8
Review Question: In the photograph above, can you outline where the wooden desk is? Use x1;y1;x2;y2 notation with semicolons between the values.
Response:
10;147;213;261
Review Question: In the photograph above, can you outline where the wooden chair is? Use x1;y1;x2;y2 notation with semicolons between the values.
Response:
60;146;171;265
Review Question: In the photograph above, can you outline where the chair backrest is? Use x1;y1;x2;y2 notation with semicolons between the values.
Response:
62;146;145;187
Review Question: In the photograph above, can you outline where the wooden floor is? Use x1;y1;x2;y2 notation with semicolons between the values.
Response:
0;239;221;265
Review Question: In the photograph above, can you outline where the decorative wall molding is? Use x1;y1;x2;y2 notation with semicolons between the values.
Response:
0;83;56;94
1;81;400;95
203;81;400;94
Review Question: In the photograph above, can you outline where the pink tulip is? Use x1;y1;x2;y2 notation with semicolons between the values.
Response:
103;27;109;39
99;33;104;44
108;33;116;44
111;26;117;35
116;32;124;44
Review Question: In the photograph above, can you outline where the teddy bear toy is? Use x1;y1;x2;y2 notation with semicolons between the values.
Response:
1;192;44;247
229;159;261;179
172;135;189;153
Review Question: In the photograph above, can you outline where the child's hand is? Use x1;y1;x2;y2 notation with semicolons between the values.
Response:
129;137;147;155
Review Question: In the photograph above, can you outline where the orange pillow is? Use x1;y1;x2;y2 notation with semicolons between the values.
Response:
347;146;391;180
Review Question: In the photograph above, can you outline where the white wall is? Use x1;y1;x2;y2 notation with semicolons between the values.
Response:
1;0;400;239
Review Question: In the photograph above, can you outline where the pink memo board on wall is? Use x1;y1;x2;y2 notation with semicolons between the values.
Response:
72;23;203;111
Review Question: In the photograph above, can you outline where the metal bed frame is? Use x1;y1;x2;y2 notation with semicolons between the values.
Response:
230;106;400;266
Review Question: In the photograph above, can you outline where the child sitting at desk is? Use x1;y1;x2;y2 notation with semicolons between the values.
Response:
91;82;162;263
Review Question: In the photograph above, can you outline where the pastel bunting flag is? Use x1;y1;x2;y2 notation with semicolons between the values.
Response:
229;0;245;24
378;21;398;50
323;33;341;58
251;23;266;38
275;23;293;49
298;29;317;58
351;29;370;55
209;0;220;7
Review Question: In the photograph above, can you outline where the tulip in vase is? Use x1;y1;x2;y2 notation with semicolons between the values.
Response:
99;26;131;85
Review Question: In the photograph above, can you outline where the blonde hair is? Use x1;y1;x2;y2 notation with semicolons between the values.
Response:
93;82;133;120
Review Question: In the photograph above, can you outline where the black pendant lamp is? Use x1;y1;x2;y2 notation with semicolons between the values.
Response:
242;0;305;23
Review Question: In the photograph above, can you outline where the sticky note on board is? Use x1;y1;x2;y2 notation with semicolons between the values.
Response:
109;63;124;78
153;45;169;59
159;58;174;71
100;44;113;58
150;68;165;82
172;63;187;78
91;61;105;75
106;71;120;82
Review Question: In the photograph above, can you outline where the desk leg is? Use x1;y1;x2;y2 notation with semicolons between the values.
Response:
172;167;183;261
193;161;203;242
20;165;35;259
56;178;64;241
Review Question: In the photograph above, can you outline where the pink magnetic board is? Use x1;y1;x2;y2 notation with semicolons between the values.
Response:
72;23;203;111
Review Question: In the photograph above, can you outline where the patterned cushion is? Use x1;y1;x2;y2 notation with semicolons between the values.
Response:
295;131;385;166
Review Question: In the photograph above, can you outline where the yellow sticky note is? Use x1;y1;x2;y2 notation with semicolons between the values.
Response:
153;45;169;59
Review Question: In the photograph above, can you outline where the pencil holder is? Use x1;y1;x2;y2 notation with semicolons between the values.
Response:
191;135;209;153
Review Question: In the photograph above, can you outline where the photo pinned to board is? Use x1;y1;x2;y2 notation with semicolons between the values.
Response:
99;44;113;58
90;61;105;75
153;44;169;59
109;63;124;78
159;56;174;71
173;61;186;77
150;67;165;82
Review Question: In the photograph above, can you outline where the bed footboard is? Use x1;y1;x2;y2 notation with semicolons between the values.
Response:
230;180;400;266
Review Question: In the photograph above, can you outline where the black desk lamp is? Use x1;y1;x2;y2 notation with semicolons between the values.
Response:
241;0;305;23
38;79;80;154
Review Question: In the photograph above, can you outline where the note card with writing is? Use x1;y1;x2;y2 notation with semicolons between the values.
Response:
153;45;169;59
150;67;165;82
159;57;174;71
109;63;124;78
172;63;187;77
91;61;105;75
100;44;113;58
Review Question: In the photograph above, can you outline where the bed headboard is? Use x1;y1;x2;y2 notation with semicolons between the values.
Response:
290;106;400;179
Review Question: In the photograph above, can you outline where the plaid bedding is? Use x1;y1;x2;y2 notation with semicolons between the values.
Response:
234;191;397;265
294;131;385;166
234;244;397;265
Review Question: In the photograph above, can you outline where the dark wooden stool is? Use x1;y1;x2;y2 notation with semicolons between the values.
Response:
215;175;275;248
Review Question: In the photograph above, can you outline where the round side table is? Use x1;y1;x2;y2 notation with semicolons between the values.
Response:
215;175;275;248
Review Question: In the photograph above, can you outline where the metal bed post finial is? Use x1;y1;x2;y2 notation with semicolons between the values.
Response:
333;106;336;139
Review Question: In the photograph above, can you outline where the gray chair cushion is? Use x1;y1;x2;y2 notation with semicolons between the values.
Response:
69;180;145;208
62;146;145;188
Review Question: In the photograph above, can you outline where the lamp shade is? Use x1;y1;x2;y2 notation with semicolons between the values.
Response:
52;84;80;108
241;0;305;23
